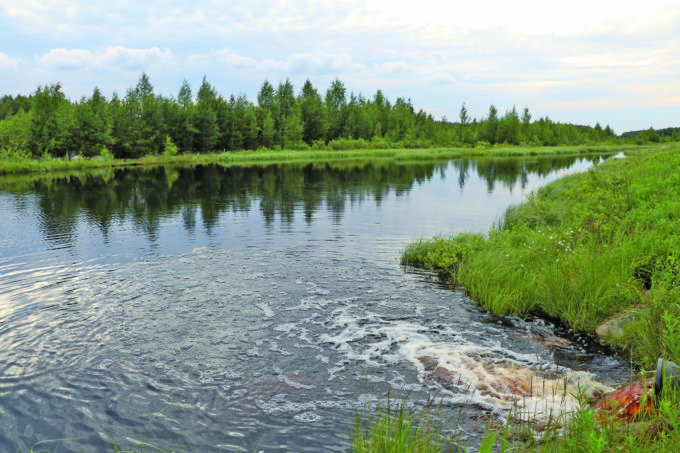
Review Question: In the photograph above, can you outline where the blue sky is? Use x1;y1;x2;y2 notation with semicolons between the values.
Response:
1;0;678;133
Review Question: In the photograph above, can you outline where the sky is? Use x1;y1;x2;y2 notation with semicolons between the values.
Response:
0;0;678;133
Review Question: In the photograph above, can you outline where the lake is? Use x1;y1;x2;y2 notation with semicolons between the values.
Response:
0;155;629;452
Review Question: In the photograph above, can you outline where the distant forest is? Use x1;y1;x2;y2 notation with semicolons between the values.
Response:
0;73;673;160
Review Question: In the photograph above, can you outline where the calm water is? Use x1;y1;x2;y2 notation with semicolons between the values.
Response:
0;156;628;452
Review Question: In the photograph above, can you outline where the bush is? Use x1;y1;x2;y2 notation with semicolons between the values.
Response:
100;146;114;162
163;136;179;157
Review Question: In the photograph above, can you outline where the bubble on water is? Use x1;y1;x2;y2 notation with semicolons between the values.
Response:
294;411;323;423
270;341;293;356
223;371;241;380
327;366;345;381
276;373;315;390
232;389;247;398
357;374;385;384
199;372;214;384
246;347;261;357
255;394;316;416
315;354;329;364
274;323;298;334
98;359;114;370
317;399;354;410
154;362;165;369
389;379;420;392
256;303;274;318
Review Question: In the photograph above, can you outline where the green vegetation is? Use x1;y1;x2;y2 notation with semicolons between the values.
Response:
351;397;460;453
401;145;680;450
1;73;639;168
0;143;634;176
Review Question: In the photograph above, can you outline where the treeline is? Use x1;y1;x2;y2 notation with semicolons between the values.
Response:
620;127;680;143
0;73;626;160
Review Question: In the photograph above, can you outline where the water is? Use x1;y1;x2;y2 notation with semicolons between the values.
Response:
0;156;629;451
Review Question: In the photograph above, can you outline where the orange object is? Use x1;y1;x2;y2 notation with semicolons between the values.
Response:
593;380;654;422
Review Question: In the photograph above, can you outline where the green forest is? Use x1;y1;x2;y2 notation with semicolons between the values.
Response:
0;73;672;161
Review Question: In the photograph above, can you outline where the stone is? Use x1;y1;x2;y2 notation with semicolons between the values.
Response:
595;308;644;340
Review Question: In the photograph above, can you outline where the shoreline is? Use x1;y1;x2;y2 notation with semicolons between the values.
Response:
0;143;641;177
402;144;679;367
400;144;680;449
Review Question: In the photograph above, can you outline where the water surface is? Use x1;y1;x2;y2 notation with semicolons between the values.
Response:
0;156;628;451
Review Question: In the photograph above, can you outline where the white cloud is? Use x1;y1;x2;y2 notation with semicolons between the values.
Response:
0;52;20;70
189;49;366;77
331;0;680;38
35;46;176;71
2;0;679;131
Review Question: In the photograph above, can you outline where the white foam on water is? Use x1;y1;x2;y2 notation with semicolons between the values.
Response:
269;341;293;356
294;411;323;423
273;366;316;390
255;394;317;416
255;302;274;318
273;323;298;334
313;303;612;426
402;341;613;424
199;371;214;384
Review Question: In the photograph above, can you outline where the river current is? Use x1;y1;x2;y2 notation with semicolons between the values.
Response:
0;156;629;451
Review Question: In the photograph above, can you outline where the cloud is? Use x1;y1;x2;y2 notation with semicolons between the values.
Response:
430;74;457;85
35;46;176;71
189;49;366;77
0;52;20;70
532;99;631;111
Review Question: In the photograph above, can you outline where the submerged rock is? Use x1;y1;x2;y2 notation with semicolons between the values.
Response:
595;308;644;340
510;332;571;347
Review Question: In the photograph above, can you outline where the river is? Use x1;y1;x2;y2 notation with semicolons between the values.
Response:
0;155;629;452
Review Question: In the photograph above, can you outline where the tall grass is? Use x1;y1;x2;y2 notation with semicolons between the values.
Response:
350;395;462;453
402;146;680;367
1;144;649;176
402;145;680;451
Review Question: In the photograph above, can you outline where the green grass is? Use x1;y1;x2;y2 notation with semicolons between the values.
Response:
402;145;680;367
350;396;463;453
402;144;680;451
351;375;680;452
0;144;644;176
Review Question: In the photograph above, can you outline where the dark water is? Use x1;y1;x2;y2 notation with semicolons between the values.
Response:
0;156;629;452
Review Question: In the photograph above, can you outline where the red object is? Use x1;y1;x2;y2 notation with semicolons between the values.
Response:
593;380;654;421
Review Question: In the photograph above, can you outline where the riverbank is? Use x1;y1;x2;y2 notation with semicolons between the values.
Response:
0;143;636;176
401;144;680;450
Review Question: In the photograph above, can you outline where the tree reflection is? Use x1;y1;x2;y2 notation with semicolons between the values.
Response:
0;154;615;245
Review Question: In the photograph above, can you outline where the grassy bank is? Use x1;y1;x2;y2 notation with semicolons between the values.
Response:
0;144;636;176
403;145;680;366
400;145;680;450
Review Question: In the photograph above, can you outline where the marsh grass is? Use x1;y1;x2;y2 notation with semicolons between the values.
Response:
354;375;680;452
402;145;680;451
350;394;463;453
402;145;680;368
0;144;646;176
